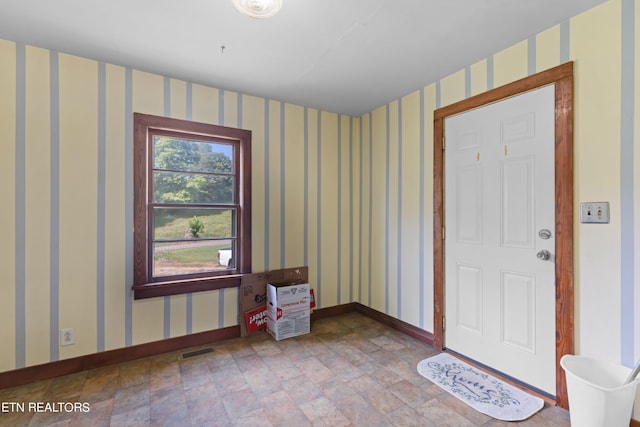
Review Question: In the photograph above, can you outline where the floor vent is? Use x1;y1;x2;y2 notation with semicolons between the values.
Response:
182;347;214;359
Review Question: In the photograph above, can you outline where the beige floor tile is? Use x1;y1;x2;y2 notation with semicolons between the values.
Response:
233;407;272;427
111;383;150;415
221;388;261;420
298;396;349;426
415;398;478;426
280;375;324;405
335;393;387;427
108;405;151;427
70;399;113;427
294;357;335;384
261;390;311;427
385;404;427;427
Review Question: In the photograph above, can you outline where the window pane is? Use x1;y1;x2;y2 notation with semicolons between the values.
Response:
153;171;234;204
153;240;234;277
153;208;234;240
153;136;234;174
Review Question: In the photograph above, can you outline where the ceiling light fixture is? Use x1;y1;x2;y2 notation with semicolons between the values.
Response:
233;0;282;18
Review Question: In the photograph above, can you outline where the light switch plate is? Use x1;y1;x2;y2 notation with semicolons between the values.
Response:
580;202;609;223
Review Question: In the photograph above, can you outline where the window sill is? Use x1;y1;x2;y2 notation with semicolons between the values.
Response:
132;274;242;299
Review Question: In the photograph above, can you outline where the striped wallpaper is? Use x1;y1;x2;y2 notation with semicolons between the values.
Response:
1;0;639;389
0;46;360;371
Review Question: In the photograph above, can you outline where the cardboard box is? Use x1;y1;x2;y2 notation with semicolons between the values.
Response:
239;267;308;336
266;281;310;341
244;305;268;334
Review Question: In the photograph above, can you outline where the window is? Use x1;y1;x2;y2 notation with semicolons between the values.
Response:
133;113;251;299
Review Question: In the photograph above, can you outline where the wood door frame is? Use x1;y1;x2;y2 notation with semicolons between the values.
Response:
433;62;574;409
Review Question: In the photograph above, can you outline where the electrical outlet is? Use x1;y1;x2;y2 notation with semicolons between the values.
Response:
580;202;610;223
61;328;75;346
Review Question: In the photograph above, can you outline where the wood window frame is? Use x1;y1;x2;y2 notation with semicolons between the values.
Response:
133;113;251;300
433;62;574;408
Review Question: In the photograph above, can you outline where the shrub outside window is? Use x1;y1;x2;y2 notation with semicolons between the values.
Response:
133;113;251;299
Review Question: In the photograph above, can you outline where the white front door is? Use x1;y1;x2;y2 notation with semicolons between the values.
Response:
444;85;556;395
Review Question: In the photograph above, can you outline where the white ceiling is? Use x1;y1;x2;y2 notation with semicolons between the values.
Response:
0;0;605;116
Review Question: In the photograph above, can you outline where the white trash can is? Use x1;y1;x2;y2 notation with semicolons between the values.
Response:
561;354;639;427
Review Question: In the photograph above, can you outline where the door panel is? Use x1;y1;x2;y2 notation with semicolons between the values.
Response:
502;156;534;248
501;271;535;352
456;165;482;244
457;264;483;334
444;84;556;395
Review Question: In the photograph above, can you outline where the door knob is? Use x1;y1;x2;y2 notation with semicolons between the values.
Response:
536;250;551;261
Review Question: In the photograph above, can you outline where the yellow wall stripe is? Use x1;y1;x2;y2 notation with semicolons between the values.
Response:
131;70;164;345
192;290;218;334
470;59;488;97
283;103;305;268
400;91;421;325
370;106;387;312
536;25;561;72
0;40;17;372
58;53;99;359
191;84;219;125
25;46;51;366
267;100;282;270
320;111;339;307
387;100;400;316
339;114;352;304
243;95;266;271
493;40;528;87
351;117;362;303
104;63;127;351
422;84;436;332
440;69;465;107
571;0;622;361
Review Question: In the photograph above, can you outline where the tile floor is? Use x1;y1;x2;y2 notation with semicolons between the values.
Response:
0;312;570;426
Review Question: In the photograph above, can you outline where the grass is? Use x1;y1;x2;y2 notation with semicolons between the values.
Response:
154;208;232;240
154;243;228;263
153;209;233;273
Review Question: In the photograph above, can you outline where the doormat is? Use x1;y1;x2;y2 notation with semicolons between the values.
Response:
417;353;544;421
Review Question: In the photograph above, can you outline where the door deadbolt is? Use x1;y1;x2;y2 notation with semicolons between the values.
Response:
538;229;552;240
